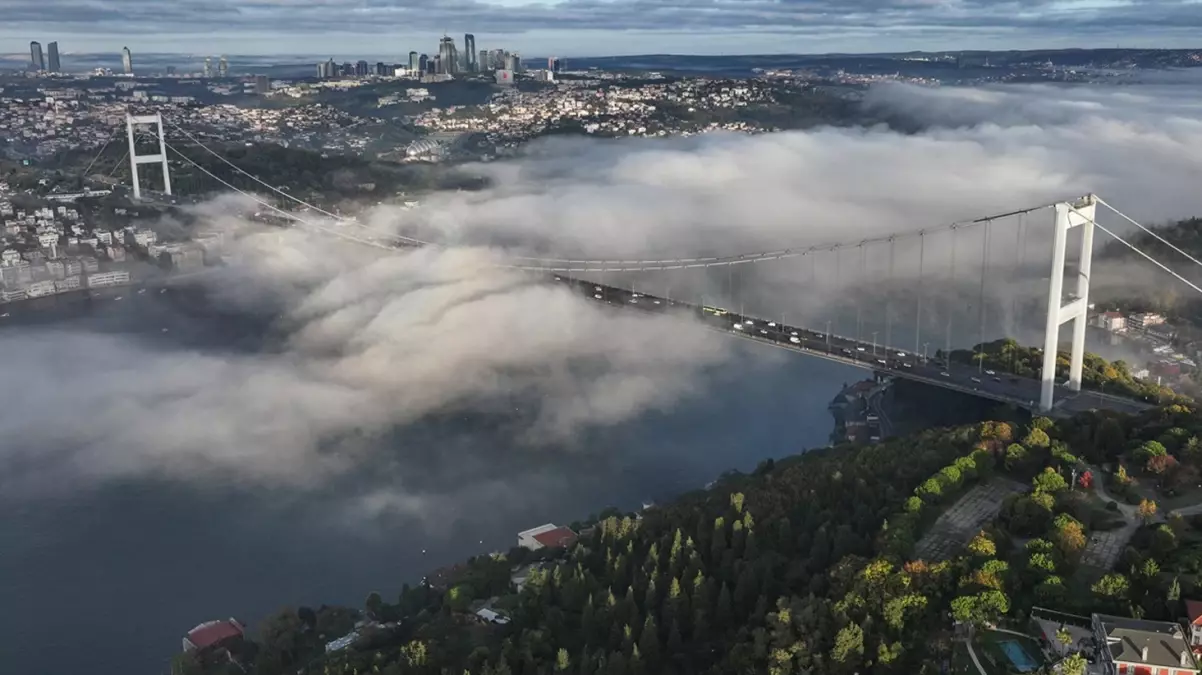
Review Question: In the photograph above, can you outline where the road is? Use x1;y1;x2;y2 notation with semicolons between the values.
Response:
554;275;1155;417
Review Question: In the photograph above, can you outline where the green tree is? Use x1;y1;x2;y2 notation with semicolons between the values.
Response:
1092;573;1130;599
831;623;864;663
967;531;996;558
1061;652;1087;675
1032;467;1068;493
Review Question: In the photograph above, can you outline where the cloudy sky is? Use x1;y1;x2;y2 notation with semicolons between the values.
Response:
4;0;1202;57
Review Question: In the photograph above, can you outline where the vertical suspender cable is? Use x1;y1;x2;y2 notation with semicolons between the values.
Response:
946;226;958;363
915;232;924;356
978;220;991;374
886;237;895;353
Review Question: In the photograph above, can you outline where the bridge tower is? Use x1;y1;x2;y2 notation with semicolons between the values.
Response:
1039;194;1096;412
125;112;172;200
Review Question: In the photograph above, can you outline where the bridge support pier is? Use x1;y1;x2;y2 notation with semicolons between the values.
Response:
1039;194;1096;413
126;112;172;201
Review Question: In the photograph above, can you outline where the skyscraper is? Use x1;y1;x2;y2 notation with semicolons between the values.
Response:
355;60;369;76
418;54;429;73
438;36;458;75
375;62;388;76
203;57;212;77
409;51;419;72
30;42;44;71
47;42;60;72
218;56;229;77
121;47;133;74
464;34;477;72
479;49;488;71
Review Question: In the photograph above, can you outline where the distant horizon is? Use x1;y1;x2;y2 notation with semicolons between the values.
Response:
3;45;1201;64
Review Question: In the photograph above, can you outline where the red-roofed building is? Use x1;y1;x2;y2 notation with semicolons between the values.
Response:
1185;600;1202;654
517;523;578;550
183;618;245;653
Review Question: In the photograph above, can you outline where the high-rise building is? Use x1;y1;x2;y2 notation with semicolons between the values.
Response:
375;61;388;76
203;57;212;77
324;58;336;78
409;51;419;72
255;75;270;94
316;62;325;78
341;62;353;76
548;57;562;74
464;34;477;72
30;42;44;71
121;47;133;74
418;54;429;73
166;65;176;75
218;56;229;77
47;42;60;72
438;36;458;75
355;60;369;76
479;49;488;71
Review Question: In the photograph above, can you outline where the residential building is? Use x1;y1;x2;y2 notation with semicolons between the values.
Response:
1186;600;1202;654
517;524;578;551
1128;312;1167;331
1096;311;1126;332
1092;613;1200;675
87;270;130;288
475;608;510;625
26;279;57;298
182;618;245;652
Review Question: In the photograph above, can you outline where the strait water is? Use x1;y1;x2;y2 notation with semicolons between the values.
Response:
0;283;858;675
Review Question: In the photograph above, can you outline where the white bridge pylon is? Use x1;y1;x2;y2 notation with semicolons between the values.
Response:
1040;194;1096;413
125;112;172;200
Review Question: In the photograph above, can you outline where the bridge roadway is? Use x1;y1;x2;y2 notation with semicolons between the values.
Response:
553;276;1154;418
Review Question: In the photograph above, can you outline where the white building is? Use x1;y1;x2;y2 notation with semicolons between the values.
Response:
475;608;510;625
87;270;130;288
26;279;57;298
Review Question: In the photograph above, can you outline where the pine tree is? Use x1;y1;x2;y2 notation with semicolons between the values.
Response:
667;619;684;655
639;616;660;668
717;583;733;629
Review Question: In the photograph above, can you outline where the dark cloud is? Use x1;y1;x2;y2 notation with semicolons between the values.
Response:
4;0;1202;44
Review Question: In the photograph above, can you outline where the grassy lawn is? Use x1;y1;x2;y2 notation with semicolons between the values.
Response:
973;630;1046;675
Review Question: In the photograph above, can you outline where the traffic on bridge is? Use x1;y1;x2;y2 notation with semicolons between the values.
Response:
554;275;1154;417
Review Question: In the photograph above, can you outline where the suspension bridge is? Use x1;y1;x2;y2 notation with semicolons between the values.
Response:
87;111;1202;416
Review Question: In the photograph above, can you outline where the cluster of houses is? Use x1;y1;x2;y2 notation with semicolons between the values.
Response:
1023;604;1202;675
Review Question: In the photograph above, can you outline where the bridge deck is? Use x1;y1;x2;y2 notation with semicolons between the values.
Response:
554;275;1154;417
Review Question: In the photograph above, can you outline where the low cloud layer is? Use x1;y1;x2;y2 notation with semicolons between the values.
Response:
4;80;1202;521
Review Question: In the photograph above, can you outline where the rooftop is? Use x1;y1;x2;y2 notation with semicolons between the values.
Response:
531;526;578;549
185;618;244;651
1097;614;1198;670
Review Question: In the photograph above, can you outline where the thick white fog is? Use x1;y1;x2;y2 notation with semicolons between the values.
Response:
3;80;1201;507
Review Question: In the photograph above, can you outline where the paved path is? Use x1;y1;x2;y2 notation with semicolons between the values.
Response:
915;480;1028;560
1080;466;1146;570
965;639;988;675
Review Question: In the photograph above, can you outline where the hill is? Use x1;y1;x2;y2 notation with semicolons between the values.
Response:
174;394;1202;675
